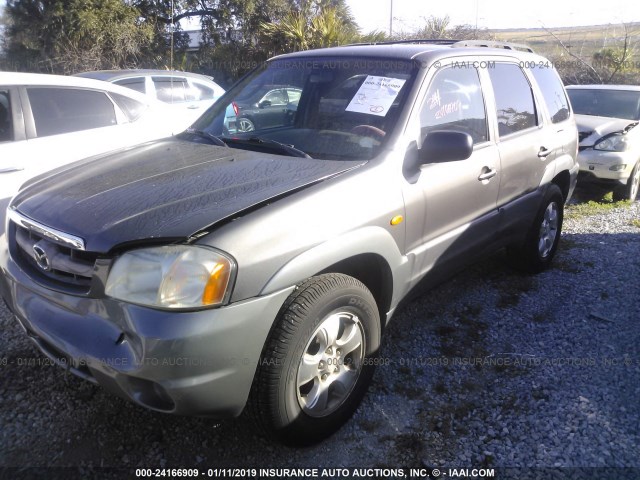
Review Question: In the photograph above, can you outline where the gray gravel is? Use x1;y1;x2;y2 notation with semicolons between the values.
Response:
1;199;639;474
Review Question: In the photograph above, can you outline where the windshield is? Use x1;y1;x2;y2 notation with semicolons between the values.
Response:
567;89;640;120
189;57;418;160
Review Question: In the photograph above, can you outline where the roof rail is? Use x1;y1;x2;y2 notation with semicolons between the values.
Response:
452;40;534;53
345;39;461;47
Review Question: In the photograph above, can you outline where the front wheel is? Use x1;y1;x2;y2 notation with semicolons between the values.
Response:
249;273;381;445
507;184;564;273
613;161;640;201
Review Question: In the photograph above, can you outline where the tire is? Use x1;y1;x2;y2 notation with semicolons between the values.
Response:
507;184;564;273
249;273;381;446
613;161;640;202
237;117;255;132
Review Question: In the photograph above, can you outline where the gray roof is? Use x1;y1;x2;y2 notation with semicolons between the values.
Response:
271;41;545;64
273;43;452;61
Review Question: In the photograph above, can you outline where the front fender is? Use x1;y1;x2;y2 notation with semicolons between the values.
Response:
260;226;411;312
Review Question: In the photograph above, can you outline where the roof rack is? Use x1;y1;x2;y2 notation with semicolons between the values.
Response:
345;39;461;47
452;40;534;53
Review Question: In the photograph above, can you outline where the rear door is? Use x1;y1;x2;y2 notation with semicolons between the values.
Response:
484;62;565;235
151;76;202;127
257;88;291;129
486;63;548;206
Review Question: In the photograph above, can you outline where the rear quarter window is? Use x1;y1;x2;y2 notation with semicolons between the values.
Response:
0;89;13;142
110;93;147;122
191;81;216;100
530;66;570;123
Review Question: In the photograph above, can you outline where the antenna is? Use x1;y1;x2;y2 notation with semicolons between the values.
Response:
170;0;175;71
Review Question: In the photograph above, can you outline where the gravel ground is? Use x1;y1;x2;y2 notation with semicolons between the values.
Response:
1;197;639;478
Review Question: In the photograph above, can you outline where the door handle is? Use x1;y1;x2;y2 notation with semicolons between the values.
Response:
478;168;497;181
0;166;24;173
187;104;200;109
538;147;552;158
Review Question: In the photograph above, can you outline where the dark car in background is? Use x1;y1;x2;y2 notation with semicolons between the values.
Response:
232;85;302;132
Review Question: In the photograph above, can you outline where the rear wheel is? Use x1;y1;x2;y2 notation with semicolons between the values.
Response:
613;161;640;201
237;117;255;132
249;273;380;445
508;184;564;273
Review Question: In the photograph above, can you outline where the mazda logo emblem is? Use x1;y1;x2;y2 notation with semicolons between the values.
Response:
33;245;51;271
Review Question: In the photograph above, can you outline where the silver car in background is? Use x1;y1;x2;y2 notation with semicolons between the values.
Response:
75;69;227;131
0;72;177;234
566;85;640;201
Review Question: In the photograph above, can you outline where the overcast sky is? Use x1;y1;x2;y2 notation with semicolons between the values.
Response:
346;0;640;33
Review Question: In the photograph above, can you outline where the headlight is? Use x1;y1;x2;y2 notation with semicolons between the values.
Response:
594;133;629;152
105;245;235;309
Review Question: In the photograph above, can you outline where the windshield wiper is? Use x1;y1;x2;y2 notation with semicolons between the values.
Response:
184;129;228;147
221;136;311;158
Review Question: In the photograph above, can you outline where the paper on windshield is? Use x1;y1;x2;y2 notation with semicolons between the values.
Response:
345;76;407;117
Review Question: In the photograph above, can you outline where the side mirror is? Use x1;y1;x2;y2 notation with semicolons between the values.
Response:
258;100;272;108
419;130;473;164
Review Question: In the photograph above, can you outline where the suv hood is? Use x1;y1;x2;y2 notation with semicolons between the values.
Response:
574;114;637;146
10;140;364;253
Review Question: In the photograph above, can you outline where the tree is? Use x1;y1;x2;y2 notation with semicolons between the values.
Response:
3;0;159;73
545;23;639;85
258;0;384;56
393;15;493;41
592;25;637;84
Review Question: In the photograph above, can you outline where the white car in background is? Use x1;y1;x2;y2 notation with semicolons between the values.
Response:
0;72;177;233
75;69;227;131
566;85;640;201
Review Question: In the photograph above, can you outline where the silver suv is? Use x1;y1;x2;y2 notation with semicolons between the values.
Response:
566;85;640;201
0;41;578;445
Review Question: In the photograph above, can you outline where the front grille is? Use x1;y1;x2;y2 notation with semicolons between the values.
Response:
13;223;98;292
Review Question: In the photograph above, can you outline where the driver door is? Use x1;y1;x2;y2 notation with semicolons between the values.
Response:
402;64;501;286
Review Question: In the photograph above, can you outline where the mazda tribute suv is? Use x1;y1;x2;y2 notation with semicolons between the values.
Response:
0;40;578;445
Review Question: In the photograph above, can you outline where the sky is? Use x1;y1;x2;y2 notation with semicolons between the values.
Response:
346;0;640;33
0;0;638;33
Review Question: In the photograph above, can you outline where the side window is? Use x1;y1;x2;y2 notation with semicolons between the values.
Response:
530;66;570;123
191;82;216;101
420;66;488;145
488;64;537;136
285;88;302;104
263;89;287;106
0;89;13;142
27;88;117;138
110;93;147;122
114;77;146;94
153;77;189;103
